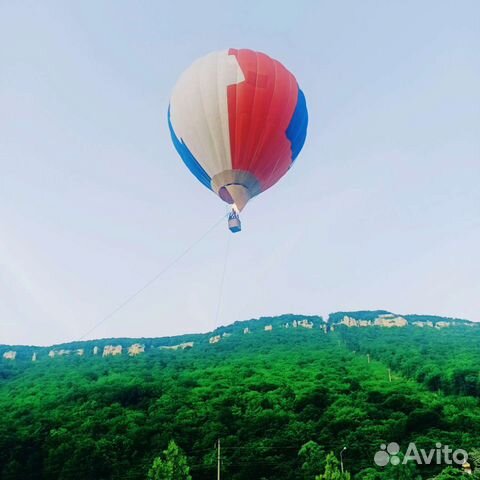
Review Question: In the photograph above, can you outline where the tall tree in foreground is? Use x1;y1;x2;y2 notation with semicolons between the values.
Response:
315;452;351;480
147;440;191;480
433;466;477;479
299;440;326;479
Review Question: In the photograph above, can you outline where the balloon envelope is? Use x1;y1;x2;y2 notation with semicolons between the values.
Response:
168;48;308;212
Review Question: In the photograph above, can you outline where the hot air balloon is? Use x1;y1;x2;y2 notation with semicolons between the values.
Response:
168;48;308;232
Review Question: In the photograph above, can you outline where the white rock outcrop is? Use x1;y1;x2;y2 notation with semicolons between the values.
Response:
160;342;193;351
3;351;16;360
209;335;221;344
341;316;359;327
373;314;408;328
49;349;72;358
297;319;313;329
103;345;123;357
413;321;434;328
128;344;145;356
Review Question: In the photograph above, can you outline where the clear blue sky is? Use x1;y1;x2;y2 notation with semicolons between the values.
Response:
1;1;479;345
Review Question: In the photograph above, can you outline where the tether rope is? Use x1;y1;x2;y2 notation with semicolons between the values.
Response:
214;232;231;329
78;213;227;341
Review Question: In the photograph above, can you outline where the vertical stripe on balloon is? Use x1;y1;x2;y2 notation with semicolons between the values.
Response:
168;107;212;190
227;48;299;191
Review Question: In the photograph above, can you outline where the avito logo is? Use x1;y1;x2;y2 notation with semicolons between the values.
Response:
374;442;468;467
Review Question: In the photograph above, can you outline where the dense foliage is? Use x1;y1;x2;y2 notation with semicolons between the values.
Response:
1;316;479;479
338;326;480;396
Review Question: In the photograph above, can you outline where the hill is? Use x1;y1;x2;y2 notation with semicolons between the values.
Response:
1;311;479;479
1;310;475;362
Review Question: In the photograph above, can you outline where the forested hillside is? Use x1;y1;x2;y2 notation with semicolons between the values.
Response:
1;313;479;479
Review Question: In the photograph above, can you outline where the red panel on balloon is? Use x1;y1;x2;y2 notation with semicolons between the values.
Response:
227;48;298;191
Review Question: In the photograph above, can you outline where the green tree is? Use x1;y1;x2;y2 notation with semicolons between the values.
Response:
299;441;326;479
315;452;351;480
372;453;421;480
355;467;384;479
433;466;471;479
147;440;191;480
469;449;480;473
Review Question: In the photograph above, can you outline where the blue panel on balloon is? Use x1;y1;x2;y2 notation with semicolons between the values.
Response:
168;107;212;190
286;88;308;162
